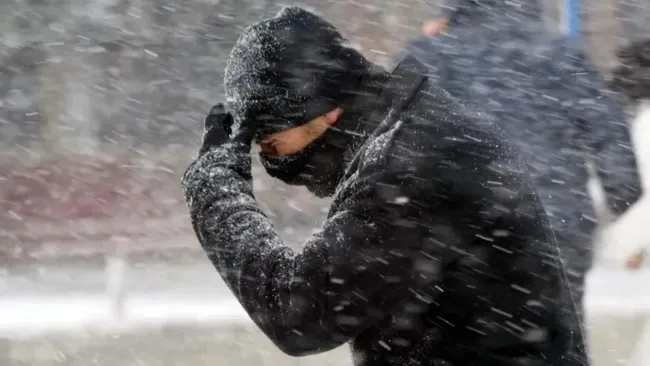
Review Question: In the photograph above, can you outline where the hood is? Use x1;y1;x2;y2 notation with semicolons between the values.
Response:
443;0;543;27
224;7;371;138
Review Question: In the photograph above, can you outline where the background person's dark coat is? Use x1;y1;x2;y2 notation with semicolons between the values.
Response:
400;0;642;356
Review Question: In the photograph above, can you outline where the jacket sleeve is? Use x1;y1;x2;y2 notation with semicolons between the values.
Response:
180;134;493;357
558;39;643;214
181;142;438;356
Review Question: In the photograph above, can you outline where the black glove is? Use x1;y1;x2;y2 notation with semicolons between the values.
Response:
199;103;258;155
188;103;255;183
199;103;234;155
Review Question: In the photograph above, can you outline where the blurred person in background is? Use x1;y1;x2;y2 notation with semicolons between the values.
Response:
182;7;585;366
601;38;650;270
400;0;643;359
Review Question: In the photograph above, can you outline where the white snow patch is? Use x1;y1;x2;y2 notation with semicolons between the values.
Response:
585;269;650;314
633;101;650;193
0;295;250;339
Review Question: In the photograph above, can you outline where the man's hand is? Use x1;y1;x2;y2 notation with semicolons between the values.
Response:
200;102;260;156
184;102;254;186
627;250;645;270
199;103;235;155
422;17;449;37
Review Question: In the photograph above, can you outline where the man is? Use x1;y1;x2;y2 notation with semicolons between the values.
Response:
182;7;584;365
401;0;642;357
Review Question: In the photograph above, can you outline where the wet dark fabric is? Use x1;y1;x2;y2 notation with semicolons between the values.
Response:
399;0;642;360
182;55;584;365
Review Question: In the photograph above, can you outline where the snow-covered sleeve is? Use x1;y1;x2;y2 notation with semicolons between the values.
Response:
181;142;442;357
557;39;642;214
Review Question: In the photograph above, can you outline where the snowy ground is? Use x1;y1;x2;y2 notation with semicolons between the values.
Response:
1;252;650;365
0;254;353;366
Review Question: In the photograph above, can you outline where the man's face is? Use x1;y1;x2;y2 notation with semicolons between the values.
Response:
257;107;345;197
258;108;342;156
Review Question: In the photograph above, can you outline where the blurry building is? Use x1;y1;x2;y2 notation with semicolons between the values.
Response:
0;0;644;161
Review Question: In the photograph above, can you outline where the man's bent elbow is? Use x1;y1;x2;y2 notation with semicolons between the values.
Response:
251;308;348;357
266;327;345;357
254;294;383;357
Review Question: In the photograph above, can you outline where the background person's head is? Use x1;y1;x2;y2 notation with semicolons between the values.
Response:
610;39;650;102
224;7;383;197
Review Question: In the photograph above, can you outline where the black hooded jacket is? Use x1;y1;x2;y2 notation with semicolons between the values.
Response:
182;52;584;365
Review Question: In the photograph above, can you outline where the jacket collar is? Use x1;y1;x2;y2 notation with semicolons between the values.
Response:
341;56;428;180
364;55;428;141
385;55;428;112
